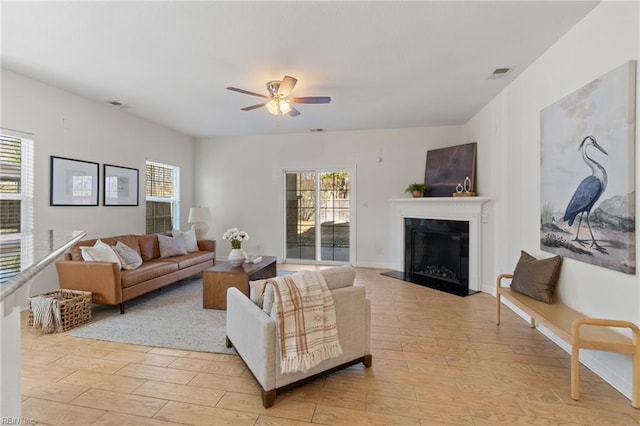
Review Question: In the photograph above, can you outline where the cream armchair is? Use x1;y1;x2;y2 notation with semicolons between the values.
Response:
225;266;372;408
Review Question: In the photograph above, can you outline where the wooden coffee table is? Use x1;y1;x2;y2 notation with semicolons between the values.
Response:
202;256;277;310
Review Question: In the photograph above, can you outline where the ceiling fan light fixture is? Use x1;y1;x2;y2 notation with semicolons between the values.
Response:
266;99;279;115
227;75;330;117
279;99;291;114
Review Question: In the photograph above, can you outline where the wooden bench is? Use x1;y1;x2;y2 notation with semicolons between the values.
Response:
496;273;640;408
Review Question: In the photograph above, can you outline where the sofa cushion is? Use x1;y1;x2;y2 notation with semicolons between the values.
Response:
510;251;562;304
120;261;179;288
320;266;356;290
156;251;215;269
158;234;188;258
172;229;199;253
139;234;161;261
80;240;122;269
112;241;143;270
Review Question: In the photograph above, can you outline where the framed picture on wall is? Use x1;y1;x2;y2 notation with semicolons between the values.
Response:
424;142;477;197
103;164;139;206
50;156;99;206
540;60;636;275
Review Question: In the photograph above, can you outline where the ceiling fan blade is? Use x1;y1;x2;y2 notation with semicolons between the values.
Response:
278;75;298;97
291;96;331;104
227;87;268;99
241;103;267;111
287;106;301;117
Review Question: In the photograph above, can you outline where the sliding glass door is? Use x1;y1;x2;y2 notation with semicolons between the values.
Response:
285;170;351;263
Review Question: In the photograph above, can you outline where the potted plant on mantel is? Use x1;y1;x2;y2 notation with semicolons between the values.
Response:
405;182;429;198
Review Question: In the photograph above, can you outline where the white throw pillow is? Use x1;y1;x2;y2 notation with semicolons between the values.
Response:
157;234;188;258
112;241;143;270
80;239;122;268
171;228;199;252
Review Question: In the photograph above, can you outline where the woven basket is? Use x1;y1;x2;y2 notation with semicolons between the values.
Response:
29;289;92;333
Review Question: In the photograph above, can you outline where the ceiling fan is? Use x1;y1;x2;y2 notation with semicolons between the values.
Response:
226;75;331;117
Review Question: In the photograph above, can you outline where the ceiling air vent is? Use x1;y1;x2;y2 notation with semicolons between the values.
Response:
488;67;512;79
310;128;324;132
107;100;130;108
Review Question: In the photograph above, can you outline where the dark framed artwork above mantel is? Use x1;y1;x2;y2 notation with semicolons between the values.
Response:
424;142;477;197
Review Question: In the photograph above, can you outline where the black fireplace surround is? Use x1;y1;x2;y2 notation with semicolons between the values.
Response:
384;217;477;297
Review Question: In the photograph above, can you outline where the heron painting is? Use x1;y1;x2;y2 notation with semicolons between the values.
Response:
540;61;636;275
563;136;608;249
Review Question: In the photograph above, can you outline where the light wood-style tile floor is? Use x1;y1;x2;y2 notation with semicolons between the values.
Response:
20;266;638;425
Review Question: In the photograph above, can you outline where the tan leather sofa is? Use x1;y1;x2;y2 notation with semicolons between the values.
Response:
55;234;215;313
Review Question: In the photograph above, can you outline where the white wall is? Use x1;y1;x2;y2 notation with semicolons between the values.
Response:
1;69;195;297
465;1;639;399
194;126;468;267
1;69;195;418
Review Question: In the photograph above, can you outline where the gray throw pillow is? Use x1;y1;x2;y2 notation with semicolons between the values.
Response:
157;234;188;258
510;251;562;304
171;229;199;252
112;241;143;270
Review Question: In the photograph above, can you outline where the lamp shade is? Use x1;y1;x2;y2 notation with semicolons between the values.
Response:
188;207;211;239
188;207;211;223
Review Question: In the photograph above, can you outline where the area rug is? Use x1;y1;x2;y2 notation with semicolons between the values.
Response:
68;271;297;353
68;275;233;353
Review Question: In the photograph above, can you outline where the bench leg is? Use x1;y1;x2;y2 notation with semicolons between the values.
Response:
496;293;501;325
571;344;580;401
634;351;639;408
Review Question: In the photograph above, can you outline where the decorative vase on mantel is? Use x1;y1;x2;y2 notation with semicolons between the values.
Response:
228;248;247;267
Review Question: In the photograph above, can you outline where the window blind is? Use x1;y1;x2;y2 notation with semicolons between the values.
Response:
145;161;179;233
146;162;174;199
0;136;21;194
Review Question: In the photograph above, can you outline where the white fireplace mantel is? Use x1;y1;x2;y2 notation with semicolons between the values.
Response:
389;197;491;292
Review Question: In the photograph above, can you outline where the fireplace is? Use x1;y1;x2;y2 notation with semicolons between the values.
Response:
386;197;490;294
401;218;474;296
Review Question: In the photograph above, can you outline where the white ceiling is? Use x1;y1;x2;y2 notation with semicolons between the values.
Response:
1;1;598;139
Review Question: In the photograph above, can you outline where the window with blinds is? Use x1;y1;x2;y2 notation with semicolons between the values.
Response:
0;134;34;283
0;238;21;283
1;136;22;235
145;161;179;233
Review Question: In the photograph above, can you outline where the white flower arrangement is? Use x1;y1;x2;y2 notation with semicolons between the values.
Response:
222;227;249;249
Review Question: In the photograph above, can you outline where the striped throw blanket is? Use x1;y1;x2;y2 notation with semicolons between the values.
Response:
30;295;63;333
266;271;343;374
